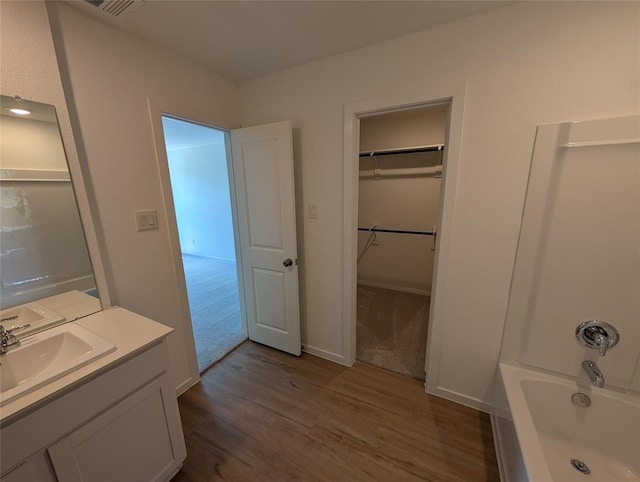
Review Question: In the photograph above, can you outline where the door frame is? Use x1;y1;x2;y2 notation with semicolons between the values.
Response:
342;81;467;400
147;97;247;395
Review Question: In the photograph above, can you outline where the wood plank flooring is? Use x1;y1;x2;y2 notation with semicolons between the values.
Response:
172;341;500;482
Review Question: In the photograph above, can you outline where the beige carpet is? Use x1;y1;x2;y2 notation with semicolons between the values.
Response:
182;254;247;373
356;284;430;380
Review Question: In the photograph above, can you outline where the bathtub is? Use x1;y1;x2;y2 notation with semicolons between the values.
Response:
496;360;640;482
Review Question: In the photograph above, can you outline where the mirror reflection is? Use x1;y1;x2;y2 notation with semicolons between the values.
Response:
0;95;101;336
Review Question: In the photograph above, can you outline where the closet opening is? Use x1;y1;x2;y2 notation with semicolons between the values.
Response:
355;103;449;380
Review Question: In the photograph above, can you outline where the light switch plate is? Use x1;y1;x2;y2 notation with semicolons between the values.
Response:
134;209;159;231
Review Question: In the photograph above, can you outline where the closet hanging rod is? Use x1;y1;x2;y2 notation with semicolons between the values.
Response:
359;144;444;158
357;227;434;236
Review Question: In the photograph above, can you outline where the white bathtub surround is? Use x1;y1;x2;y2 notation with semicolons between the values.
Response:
494;114;640;480
501;115;640;391
496;360;640;482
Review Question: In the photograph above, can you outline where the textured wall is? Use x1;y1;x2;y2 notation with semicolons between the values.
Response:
239;2;640;408
47;2;240;391
0;1;108;311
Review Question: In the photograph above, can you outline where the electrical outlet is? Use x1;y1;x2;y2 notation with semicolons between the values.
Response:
308;203;319;219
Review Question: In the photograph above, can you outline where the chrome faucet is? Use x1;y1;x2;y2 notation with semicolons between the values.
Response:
576;320;619;357
0;323;30;355
582;360;604;388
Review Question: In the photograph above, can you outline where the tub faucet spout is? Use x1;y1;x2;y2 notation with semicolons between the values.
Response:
582;360;604;388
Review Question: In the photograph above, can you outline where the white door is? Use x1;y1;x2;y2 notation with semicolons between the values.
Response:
230;121;301;356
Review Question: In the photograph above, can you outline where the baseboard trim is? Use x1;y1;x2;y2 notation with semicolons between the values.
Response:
491;414;510;482
175;375;199;397
302;344;351;366
491;414;528;482
426;384;493;413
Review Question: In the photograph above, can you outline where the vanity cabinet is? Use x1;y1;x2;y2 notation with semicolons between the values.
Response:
0;310;186;482
1;452;57;482
48;378;177;481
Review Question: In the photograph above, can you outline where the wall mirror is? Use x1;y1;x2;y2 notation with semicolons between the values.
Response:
0;95;101;336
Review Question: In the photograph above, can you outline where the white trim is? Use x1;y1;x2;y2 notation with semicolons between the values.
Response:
302;344;350;366
428;385;493;413
491;414;529;482
48;98;111;311
491;414;511;482
223;130;250;351
175;377;198;397
146;97;247;395
342;82;468;405
560;137;640;148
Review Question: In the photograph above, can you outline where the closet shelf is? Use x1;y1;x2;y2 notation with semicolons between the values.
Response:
359;144;444;158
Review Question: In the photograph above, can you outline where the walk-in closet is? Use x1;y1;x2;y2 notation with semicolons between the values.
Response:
356;104;448;380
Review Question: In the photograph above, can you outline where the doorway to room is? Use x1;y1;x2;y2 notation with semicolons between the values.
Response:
161;115;247;373
355;104;448;380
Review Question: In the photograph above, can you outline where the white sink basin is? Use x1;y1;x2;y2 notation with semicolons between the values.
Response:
0;323;116;406
0;302;66;335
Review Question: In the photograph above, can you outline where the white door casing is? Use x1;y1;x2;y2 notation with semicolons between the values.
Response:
343;83;473;408
230;121;301;356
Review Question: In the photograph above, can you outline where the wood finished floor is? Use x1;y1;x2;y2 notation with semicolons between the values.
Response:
173;341;500;482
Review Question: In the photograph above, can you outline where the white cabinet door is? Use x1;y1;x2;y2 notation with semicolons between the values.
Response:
48;379;179;482
1;453;56;482
230;121;301;356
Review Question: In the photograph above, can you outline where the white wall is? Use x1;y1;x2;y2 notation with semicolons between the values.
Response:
47;2;240;392
360;104;448;152
167;144;236;261
0;2;69;117
0;1;109;309
357;106;446;294
239;2;639;408
20;0;637;407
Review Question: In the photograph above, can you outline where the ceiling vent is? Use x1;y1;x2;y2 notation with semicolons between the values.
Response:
83;0;145;18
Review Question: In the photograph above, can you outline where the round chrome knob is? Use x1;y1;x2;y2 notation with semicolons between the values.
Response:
576;320;619;356
283;258;293;268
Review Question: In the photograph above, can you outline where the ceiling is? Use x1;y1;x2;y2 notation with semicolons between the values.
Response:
69;1;512;83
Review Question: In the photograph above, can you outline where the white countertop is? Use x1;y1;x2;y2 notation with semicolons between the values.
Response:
0;306;173;424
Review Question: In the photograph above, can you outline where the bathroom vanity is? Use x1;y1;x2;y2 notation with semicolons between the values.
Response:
0;95;186;481
0;307;186;482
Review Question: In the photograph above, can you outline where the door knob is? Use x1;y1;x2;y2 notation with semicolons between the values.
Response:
283;258;293;268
